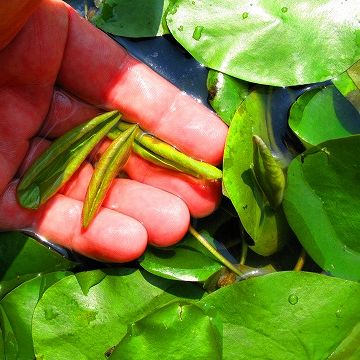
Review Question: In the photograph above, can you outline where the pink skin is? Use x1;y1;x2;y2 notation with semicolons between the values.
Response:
0;0;227;262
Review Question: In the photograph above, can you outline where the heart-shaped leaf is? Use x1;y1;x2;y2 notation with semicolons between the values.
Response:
283;136;360;280
110;302;222;359
199;271;360;359
32;269;204;360
167;0;360;86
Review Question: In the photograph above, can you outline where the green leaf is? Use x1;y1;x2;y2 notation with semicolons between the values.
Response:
0;232;75;299
347;59;360;90
207;69;249;125
0;271;70;360
223;89;292;256
199;271;360;360
333;70;360;112
110;302;222;359
32;269;204;360
92;0;171;37
252;135;285;209
289;85;360;148
166;0;360;86
139;231;223;282
82;124;137;228
109;122;222;180
283;136;360;280
17;111;120;209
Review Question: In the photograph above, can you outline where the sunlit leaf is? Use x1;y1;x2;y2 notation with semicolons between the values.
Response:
207;70;249;125
199;271;360;359
17;111;120;209
32;269;204;359
110;302;222;359
82;124;137;228
167;0;360;86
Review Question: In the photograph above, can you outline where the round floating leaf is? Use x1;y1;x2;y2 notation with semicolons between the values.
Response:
167;0;360;86
223;89;292;256
32;269;204;360
92;0;171;37
0;272;70;360
0;232;75;299
283;136;360;280
199;271;360;360
139;231;223;282
110;302;222;359
207;70;249;125
289;86;360;147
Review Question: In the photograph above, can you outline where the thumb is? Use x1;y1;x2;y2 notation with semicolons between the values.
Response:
0;0;42;50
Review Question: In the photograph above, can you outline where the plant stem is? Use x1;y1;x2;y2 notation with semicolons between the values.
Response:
188;225;243;276
240;240;248;265
294;248;306;271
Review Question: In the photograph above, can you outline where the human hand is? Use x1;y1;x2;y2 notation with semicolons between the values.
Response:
0;0;228;262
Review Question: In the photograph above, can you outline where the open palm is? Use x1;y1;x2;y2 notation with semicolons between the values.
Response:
0;0;227;262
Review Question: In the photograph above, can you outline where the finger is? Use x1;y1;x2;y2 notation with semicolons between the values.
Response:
92;138;221;218
58;4;228;165
0;181;148;262
40;87;101;138
33;194;148;263
124;154;222;218
0;0;42;50
0;0;69;194
61;163;190;247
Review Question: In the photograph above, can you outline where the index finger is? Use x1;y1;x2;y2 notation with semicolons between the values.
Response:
57;4;228;165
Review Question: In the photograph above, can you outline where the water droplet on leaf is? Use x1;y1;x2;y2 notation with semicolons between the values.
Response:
335;309;342;318
192;26;204;41
281;7;288;13
288;294;298;305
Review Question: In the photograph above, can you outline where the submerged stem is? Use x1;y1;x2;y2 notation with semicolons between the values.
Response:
294;248;306;271
188;225;242;276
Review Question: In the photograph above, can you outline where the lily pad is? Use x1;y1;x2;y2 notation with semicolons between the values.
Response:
92;0;171;37
223;89;292;256
32;269;204;360
0;232;75;299
207;70;249;125
289;85;360;147
0;272;71;360
167;0;360;86
199;271;360;360
283;136;360;280
333;62;360;112
139;230;223;282
110;302;222;359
